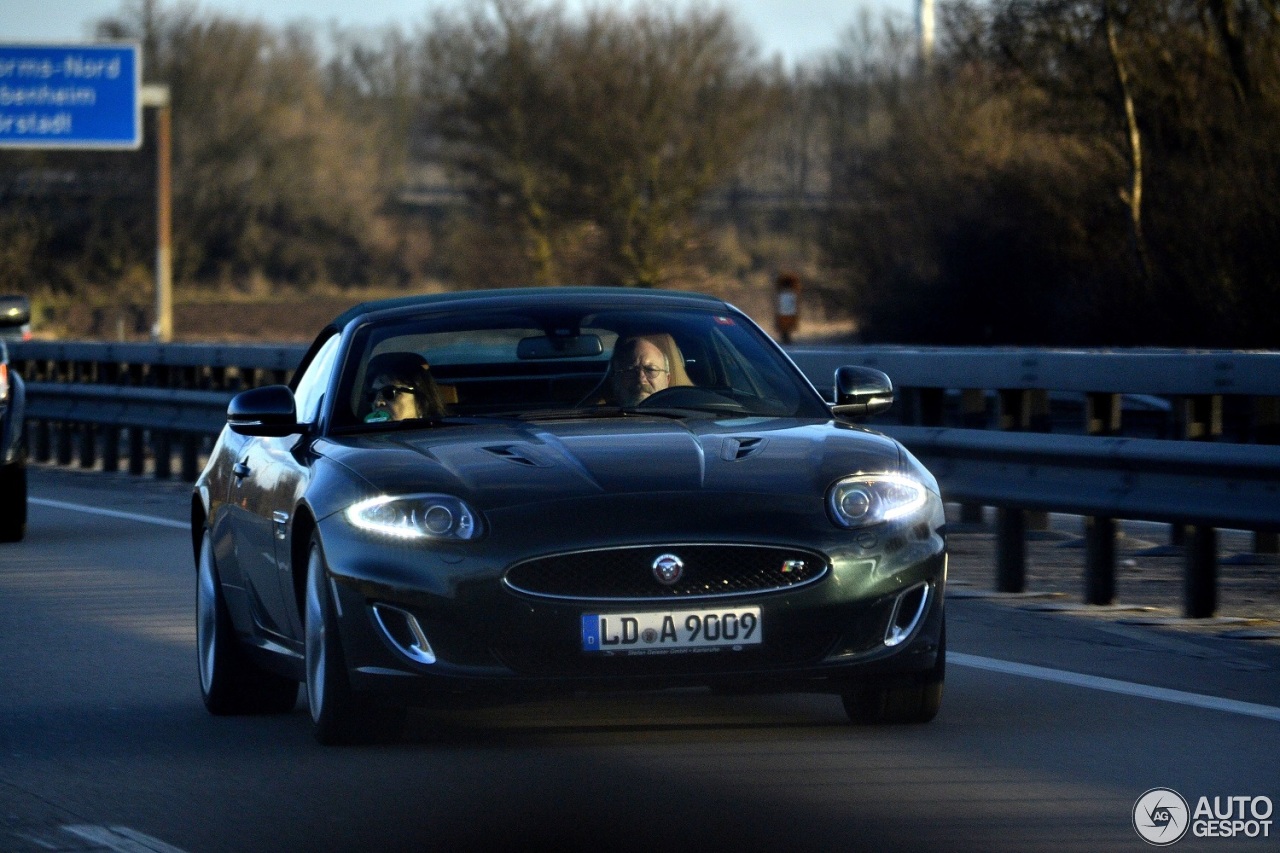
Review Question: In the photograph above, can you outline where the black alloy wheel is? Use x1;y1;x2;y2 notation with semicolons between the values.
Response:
304;533;405;745
842;621;945;725
197;529;298;714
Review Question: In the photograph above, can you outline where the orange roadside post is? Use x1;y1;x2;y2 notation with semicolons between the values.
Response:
774;272;800;344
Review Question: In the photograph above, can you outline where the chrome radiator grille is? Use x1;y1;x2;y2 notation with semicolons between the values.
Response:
504;544;828;601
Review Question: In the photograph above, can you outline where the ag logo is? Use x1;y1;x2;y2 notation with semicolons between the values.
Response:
1134;788;1190;846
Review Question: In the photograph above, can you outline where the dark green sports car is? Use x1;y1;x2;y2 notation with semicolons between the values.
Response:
193;288;946;744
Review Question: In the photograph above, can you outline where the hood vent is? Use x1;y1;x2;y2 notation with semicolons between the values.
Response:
721;436;765;461
483;444;546;467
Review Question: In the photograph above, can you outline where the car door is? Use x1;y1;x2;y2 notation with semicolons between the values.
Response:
226;433;296;639
227;333;341;643
261;333;342;640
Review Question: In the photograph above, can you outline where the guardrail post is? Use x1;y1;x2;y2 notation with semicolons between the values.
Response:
1166;394;1223;613
129;427;147;476
959;389;988;525
1184;525;1218;618
1253;397;1279;557
996;507;1026;592
181;434;200;482
995;389;1030;584
154;432;172;480
1027;391;1052;532
1000;389;1051;532
1083;392;1121;604
56;422;73;466
1171;395;1222;547
102;426;120;472
78;424;97;469
34;420;51;463
1084;517;1116;605
916;384;947;425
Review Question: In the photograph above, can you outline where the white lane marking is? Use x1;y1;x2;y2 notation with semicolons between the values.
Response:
63;825;191;853
952;652;1280;722
30;498;188;530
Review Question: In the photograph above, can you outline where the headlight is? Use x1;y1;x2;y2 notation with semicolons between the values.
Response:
345;494;482;541
827;474;928;529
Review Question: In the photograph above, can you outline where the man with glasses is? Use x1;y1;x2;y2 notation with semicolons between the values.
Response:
608;334;692;406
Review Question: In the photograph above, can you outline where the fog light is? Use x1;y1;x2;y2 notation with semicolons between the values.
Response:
371;604;437;665
884;582;930;647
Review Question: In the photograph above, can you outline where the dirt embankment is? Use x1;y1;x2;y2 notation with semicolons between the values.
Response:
48;285;856;344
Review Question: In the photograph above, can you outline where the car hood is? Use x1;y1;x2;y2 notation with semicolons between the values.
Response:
316;417;905;512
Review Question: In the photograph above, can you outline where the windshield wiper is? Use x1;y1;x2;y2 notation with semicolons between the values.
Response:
487;406;697;422
343;415;476;433
621;406;726;419
502;407;632;421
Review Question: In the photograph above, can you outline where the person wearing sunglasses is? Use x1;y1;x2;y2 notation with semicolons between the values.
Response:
363;352;448;422
608;333;693;406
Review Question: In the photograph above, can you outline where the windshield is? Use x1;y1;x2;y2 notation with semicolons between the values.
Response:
329;304;827;430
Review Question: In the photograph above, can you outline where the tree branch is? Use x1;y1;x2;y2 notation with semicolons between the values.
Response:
1104;1;1151;285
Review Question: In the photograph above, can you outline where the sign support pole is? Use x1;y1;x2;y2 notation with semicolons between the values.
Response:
142;84;172;342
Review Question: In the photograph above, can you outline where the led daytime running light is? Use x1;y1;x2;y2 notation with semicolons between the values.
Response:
827;473;928;529
345;494;479;540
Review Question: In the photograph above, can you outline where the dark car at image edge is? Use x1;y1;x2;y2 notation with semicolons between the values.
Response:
191;287;947;744
0;302;29;542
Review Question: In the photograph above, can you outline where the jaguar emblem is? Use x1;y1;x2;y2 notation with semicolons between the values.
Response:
651;553;684;586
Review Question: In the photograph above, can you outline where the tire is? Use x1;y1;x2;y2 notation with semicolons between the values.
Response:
0;462;27;543
304;535;404;745
842;621;945;725
197;529;298;715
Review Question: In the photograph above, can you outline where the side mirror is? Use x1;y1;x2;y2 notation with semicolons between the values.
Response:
831;366;894;419
228;385;302;437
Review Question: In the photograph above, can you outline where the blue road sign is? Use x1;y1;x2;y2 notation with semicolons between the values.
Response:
0;43;141;149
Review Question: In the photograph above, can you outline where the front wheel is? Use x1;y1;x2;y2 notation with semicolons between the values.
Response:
304;535;404;744
842;622;945;725
197;529;298;714
0;462;27;543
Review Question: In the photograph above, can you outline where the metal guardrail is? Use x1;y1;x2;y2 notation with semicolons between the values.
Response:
9;340;1280;618
881;425;1280;618
26;383;232;432
12;340;303;480
10;340;306;374
789;346;1280;395
887;426;1280;531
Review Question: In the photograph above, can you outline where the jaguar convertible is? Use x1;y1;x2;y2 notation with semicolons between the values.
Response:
192;288;947;743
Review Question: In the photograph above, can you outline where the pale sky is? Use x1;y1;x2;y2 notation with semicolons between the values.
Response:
3;0;915;68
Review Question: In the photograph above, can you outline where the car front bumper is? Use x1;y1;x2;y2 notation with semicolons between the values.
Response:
315;506;946;703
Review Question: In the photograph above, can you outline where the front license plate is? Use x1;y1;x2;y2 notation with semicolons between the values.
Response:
581;607;762;654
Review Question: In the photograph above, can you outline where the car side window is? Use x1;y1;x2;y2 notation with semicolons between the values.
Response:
293;334;341;425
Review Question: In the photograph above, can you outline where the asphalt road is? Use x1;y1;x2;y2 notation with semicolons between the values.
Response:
2;467;1278;852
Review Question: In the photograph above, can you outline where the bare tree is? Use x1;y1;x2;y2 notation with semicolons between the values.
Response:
1103;0;1151;284
821;0;1280;345
99;3;392;289
419;0;772;287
